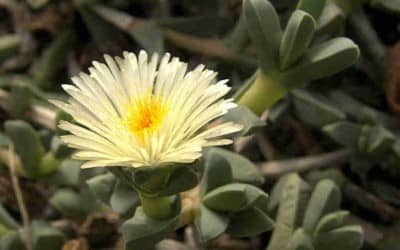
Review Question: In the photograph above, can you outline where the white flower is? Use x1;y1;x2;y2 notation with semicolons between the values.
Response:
51;51;242;168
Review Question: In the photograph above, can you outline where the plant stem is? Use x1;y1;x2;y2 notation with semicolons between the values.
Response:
238;70;287;115
8;144;32;250
260;148;353;178
139;193;176;220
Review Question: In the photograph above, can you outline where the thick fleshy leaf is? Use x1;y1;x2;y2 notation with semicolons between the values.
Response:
314;225;364;250
5;120;45;178
243;0;282;72
201;149;232;196
42;159;82;186
291;89;346;127
314;211;349;234
87;173;116;204
322;121;362;148
302;179;342;233
31;220;65;250
50;188;96;218
227;207;274;237
158;164;200;196
283;38;359;84
122;207;179;250
223;105;265;136
267;176;288;214
0;231;24;250
267;174;311;250
5;85;31;118
296;0;326;20
202;183;248;212
110;180;140;218
288;228;314;250
0;205;18;230
32;30;75;87
0;34;20;63
209;148;263;185
197;204;229;242
280;10;316;70
316;2;345;36
128;23;164;54
203;183;269;213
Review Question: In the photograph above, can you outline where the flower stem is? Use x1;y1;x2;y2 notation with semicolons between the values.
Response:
8;144;32;250
238;70;288;115
139;193;177;220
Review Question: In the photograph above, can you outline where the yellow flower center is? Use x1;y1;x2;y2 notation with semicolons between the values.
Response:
124;93;167;141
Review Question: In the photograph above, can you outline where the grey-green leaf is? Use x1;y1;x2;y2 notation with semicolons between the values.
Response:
227;207;274;237
0;34;20;63
314;225;363;250
209;147;263;185
87;172;116;204
50;188;96;218
0;205;18;230
201;149;232;196
0;231;24;250
202;183;248;212
288;228;314;250
302;179;342;233
122;207;179;250
322;121;362;148
283;37;359;84
296;0;326;20
31;220;65;250
267;174;311;250
223;105;266;136
243;0;282;72
198;204;229;242
314;210;349;235
110;180;140;218
5;120;45;178
280;10;316;70
291;89;346;127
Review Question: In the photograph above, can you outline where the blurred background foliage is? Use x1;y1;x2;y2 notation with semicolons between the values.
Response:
1;0;400;249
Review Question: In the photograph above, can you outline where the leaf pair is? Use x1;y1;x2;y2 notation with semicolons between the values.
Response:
197;148;273;242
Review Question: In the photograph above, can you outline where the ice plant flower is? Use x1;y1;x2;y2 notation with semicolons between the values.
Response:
51;51;242;169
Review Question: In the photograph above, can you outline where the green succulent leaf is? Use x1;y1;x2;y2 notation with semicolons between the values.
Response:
267;176;289;214
322;121;362;148
280;10;316;70
243;0;282;72
267;174;311;250
291;89;346;127
32;30;75;87
122;207;179;250
302;179;342;233
283;37;359;84
5;120;45;178
288;228;314;250
202;183;248;212
31;220;65;250
0;34;20;63
197;204;229;242
87;172;116;204
110;180;140;218
0;231;24;250
5;85;32;118
227;207;274;237
208;147;263;185
316;2;345;36
129;23;164;54
158;164;200;197
42;159;82;186
0;205;18;230
314;210;349;235
361;125;396;155
201;149;232;196
296;0;326;20
50;188;96;218
223;105;266;136
314;225;363;250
